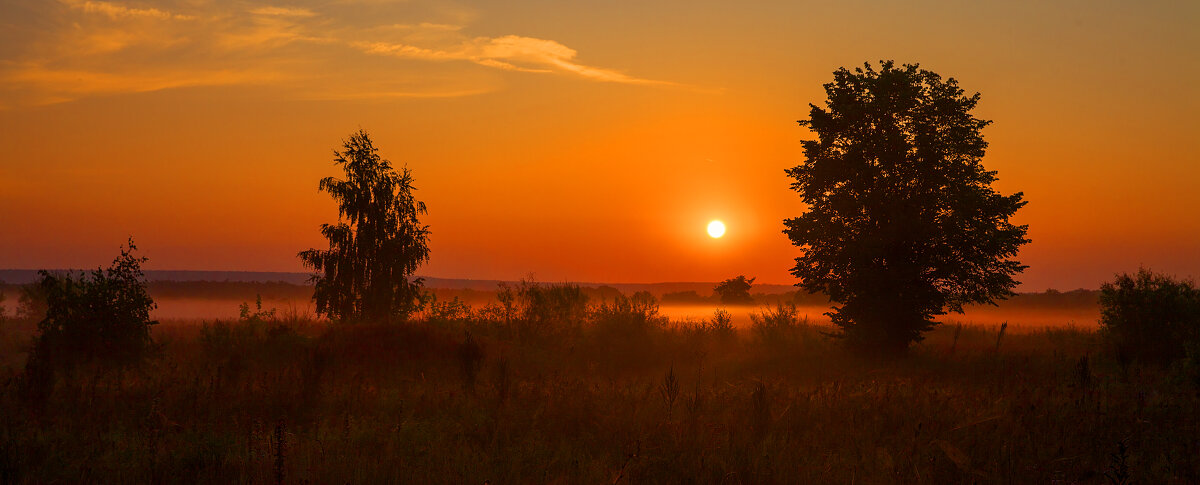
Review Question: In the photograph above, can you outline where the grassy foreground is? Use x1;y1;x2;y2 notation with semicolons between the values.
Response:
0;309;1196;483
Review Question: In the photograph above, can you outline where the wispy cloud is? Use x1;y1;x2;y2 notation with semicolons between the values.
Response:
354;35;675;85
0;0;684;107
250;6;318;17
303;87;497;100
69;0;197;21
5;63;280;95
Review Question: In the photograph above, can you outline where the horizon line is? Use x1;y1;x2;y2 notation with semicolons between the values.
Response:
0;268;1097;292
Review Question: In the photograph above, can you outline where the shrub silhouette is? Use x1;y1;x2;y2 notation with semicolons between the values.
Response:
714;276;755;305
23;239;157;403
750;302;803;345
517;279;589;327
239;294;277;324
784;60;1029;355
299;130;431;323
485;279;589;341
591;290;665;334
426;294;473;324
708;308;735;338
1099;268;1200;365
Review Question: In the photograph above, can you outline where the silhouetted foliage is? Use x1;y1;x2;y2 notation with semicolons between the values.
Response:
239;295;278;323
16;283;47;322
662;290;709;304
714;276;755;305
750;302;804;344
299;130;431;322
516;280;588;336
6;281;1200;481
709;308;735;336
1099;268;1200;365
784;60;1029;354
23;240;157;397
585;285;624;303
425;294;473;324
591;290;665;334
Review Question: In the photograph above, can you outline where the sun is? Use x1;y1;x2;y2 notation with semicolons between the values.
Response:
707;220;726;238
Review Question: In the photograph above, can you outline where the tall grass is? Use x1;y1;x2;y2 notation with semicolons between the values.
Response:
0;294;1195;483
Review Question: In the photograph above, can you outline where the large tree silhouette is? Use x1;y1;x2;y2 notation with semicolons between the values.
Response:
299;130;430;322
784;61;1029;354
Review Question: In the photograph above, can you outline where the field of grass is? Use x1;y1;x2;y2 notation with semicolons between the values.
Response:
0;299;1196;483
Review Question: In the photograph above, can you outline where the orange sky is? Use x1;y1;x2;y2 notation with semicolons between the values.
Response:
0;0;1197;290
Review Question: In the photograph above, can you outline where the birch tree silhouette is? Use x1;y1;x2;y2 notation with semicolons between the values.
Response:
299;130;430;322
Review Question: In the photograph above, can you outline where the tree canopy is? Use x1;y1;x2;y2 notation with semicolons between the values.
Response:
299;130;431;322
784;61;1029;354
715;276;756;305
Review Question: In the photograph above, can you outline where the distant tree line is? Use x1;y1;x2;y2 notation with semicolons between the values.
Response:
1;279;1105;324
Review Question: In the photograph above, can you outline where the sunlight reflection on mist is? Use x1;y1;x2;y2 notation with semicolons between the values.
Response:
150;298;1098;332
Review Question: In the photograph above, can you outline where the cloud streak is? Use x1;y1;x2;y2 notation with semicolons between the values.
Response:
249;6;318;17
351;34;678;85
0;0;680;107
71;0;197;21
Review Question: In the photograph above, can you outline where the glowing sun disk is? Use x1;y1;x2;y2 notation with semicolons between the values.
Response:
707;220;726;238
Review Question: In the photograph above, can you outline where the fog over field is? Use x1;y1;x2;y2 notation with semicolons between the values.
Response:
149;296;1099;332
1;271;1100;330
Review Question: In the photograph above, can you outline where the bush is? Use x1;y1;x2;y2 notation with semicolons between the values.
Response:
590;291;666;335
425;294;473;324
28;240;158;374
519;280;588;325
750;303;803;344
708;308;735;338
21;240;157;408
238;294;277;323
1099;268;1200;364
511;280;589;341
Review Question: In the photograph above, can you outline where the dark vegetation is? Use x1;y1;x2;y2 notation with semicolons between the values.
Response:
714;275;756;305
0;280;1100;319
1;275;1198;482
785;61;1029;354
19;240;157;413
299;130;431;323
1099;268;1200;367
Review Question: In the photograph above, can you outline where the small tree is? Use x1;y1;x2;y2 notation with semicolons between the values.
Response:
784;61;1029;354
299;130;431;322
715;276;755;305
1100;268;1200;365
25;239;158;378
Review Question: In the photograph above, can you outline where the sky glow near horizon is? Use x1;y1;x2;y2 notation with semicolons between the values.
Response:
0;0;1197;290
